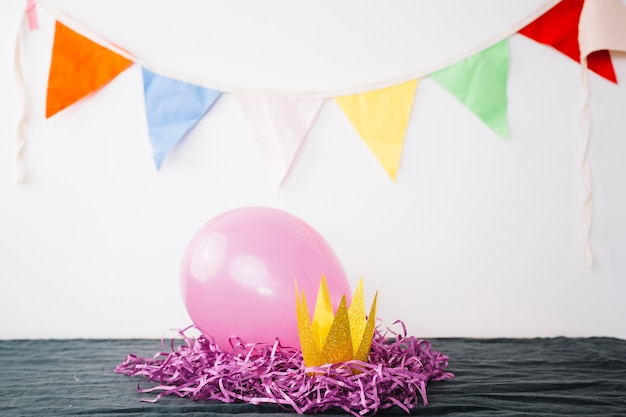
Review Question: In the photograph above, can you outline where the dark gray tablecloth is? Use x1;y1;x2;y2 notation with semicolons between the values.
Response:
1;337;625;416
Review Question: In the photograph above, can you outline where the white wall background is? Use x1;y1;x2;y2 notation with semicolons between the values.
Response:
1;0;625;340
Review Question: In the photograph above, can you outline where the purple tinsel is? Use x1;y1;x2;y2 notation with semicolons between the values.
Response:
115;322;453;415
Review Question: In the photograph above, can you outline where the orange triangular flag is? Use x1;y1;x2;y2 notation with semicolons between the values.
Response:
46;21;133;118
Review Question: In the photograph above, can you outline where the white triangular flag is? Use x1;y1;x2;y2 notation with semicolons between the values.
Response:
236;94;324;186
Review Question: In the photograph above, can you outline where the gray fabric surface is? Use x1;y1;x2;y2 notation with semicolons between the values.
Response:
1;337;625;416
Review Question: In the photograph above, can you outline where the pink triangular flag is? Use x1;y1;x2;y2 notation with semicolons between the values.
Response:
236;95;324;186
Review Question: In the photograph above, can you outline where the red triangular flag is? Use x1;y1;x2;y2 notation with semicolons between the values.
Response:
46;21;133;118
519;0;616;83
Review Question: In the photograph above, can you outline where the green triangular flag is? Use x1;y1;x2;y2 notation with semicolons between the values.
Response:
430;39;509;139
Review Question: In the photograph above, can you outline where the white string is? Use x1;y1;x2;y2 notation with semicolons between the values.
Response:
37;0;561;98
14;13;27;184
579;55;594;266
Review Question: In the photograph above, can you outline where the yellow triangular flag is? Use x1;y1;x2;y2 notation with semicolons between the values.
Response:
335;79;418;180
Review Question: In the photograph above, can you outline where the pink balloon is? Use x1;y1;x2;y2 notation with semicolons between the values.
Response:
180;207;351;350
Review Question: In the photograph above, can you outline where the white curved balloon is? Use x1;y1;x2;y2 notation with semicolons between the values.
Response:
39;0;558;96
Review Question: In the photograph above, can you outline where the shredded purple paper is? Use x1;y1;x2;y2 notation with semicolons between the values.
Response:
115;322;453;416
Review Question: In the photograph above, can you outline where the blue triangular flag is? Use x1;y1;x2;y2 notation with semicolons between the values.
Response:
142;68;221;169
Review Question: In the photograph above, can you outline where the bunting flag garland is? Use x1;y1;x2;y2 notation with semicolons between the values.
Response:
430;39;510;140
577;0;626;266
15;0;626;265
235;94;324;185
46;21;133;118
142;68;222;169
518;0;617;83
335;79;419;181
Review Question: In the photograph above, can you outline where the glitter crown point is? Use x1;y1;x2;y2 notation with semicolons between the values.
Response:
296;275;378;367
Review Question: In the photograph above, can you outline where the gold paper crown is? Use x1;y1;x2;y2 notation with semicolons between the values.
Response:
295;275;378;367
